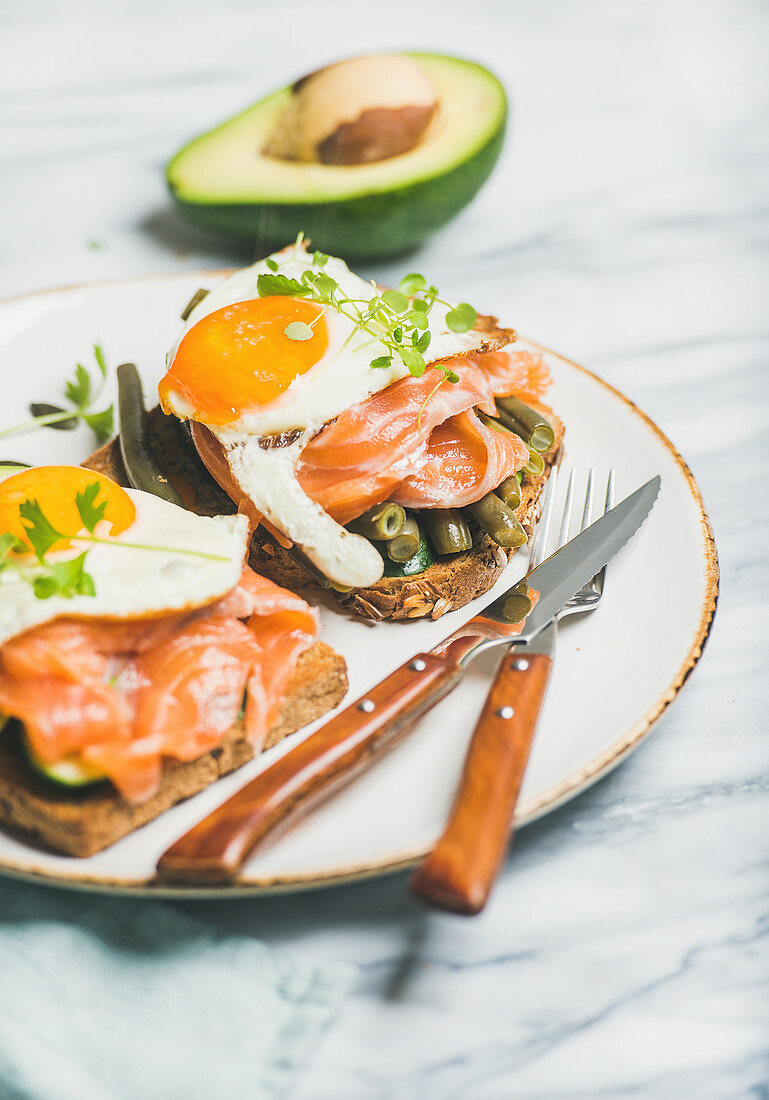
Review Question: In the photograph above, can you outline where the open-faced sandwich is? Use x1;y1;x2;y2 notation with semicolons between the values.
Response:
90;239;563;621
0;465;347;856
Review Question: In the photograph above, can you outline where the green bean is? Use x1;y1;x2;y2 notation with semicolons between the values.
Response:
387;514;421;562
423;509;473;555
477;409;546;483
465;493;527;548
502;582;533;623
476;410;508;435
117;363;184;506
180;287;209;321
523;447;545;478
496;475;521;511
495;396;555;454
348;502;405;541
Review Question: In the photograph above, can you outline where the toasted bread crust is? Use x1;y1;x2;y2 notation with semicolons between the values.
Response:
0;641;347;857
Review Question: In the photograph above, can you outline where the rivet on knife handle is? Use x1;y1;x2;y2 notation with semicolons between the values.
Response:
409;648;554;915
156;651;464;884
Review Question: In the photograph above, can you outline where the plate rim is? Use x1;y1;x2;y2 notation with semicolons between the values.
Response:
0;271;720;898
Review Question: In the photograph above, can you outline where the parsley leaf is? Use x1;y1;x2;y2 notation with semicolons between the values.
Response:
256;274;310;297
83;406;114;445
18;499;66;560
65;363;92;408
76;481;108;532
0;531;25;564
92;343;108;383
31;553;95;600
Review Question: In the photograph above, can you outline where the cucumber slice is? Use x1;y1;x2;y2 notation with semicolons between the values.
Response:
25;740;107;789
382;533;435;577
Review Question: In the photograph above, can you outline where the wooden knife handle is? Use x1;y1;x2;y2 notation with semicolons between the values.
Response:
409;649;553;915
156;650;465;883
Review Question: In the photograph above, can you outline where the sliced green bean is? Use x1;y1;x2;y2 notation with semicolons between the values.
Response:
465;493;527;548
476;410;508;435
495;396;555;454
523;447;545;478
117;362;184;507
387;514;421;562
502;581;532;623
348;502;405;541
496;475;521;511
180;287;209;321
423;509;473;555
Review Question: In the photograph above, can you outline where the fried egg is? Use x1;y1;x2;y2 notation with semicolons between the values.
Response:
159;244;503;588
0;466;249;646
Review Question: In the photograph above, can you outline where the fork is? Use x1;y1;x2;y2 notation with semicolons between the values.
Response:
409;467;615;914
534;466;615;611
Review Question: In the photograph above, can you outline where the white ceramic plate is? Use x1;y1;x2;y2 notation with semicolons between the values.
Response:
0;273;718;896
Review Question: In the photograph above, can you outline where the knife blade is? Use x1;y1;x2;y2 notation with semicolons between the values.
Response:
437;474;661;662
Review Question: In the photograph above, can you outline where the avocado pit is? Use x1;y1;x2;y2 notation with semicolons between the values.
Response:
265;54;439;166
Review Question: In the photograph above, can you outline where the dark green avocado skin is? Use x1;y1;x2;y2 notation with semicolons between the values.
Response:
169;115;506;260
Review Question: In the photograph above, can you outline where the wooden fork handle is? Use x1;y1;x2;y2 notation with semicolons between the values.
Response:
409;648;553;915
156;650;465;884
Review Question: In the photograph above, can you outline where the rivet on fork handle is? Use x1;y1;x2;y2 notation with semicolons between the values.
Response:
409;647;554;916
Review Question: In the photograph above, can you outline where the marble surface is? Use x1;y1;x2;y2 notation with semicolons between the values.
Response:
3;0;768;1096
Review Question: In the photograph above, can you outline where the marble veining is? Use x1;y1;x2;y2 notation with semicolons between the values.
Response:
2;0;768;1096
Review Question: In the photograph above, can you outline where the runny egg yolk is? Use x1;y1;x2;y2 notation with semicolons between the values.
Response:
0;467;136;555
159;296;329;426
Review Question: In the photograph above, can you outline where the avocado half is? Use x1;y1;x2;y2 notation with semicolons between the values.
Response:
166;54;507;260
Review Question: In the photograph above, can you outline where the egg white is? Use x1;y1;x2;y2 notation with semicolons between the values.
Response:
0;490;249;647
166;244;489;438
163;244;503;589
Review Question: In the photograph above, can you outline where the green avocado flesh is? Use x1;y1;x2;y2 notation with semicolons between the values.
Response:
166;54;507;259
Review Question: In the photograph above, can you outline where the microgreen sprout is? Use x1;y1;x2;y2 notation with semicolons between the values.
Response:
284;322;314;341
263;237;477;381
0;344;114;445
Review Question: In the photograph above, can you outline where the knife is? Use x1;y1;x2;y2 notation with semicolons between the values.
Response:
156;476;660;885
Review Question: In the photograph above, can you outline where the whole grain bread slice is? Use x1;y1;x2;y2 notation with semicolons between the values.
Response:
0;426;348;857
0;641;347;857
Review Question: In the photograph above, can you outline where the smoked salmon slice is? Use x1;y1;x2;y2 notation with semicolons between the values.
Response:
468;350;551;404
392;409;530;509
297;349;548;522
0;569;319;802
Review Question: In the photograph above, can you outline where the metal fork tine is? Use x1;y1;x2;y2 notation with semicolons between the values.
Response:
590;469;615;597
580;469;594;532
529;464;558;568
605;468;615;511
556;469;575;550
